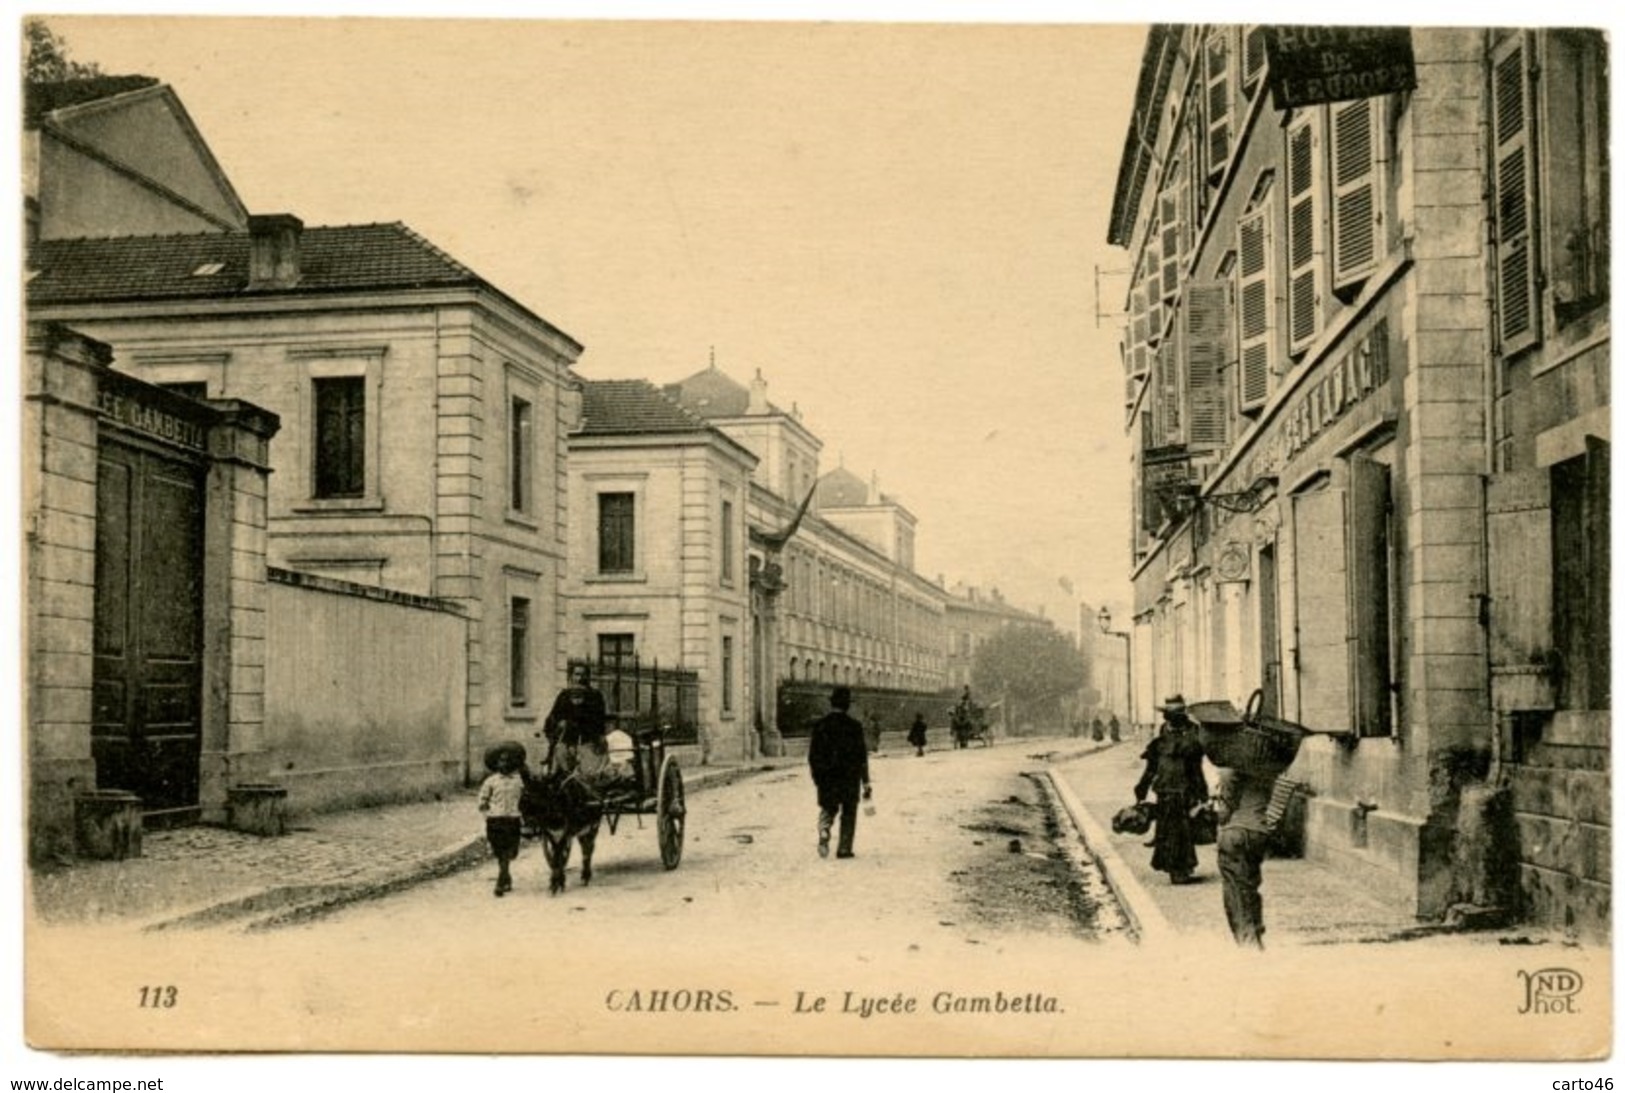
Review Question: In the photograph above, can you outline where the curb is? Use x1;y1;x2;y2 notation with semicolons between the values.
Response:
1045;764;1175;947
146;759;787;933
241;837;490;932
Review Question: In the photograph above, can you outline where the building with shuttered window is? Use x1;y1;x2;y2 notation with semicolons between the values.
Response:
1105;26;1608;935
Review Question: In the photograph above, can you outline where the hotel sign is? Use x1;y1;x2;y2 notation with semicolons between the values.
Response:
1264;27;1417;109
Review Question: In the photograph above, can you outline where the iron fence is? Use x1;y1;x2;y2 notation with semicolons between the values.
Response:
777;681;959;739
569;656;700;746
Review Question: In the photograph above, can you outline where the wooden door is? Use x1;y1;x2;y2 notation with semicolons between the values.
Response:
92;440;206;821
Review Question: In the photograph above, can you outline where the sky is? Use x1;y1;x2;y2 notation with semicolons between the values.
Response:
36;11;1146;634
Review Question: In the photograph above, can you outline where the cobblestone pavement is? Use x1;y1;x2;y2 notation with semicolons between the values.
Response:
28;792;482;927
28;762;788;929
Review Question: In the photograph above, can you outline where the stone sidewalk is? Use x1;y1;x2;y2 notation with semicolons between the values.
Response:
1050;741;1562;948
28;760;785;933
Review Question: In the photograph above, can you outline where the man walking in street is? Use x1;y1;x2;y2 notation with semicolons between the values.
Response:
1213;766;1273;948
808;685;872;859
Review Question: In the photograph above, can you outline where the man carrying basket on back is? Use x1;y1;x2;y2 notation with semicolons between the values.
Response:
1190;690;1309;950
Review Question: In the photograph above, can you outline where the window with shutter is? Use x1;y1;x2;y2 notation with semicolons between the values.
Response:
1331;98;1382;290
1291;486;1352;733
1139;414;1163;533
1486;469;1554;712
1540;29;1609;328
1182;282;1231;453
1491;34;1540;354
1146;238;1165;348
1243;26;1267;99
1160;184;1182;302
1157;318;1183;446
1347;454;1395;736
1286;111;1324;355
1129;284;1150;375
1551;439;1610;711
1206;30;1233;183
1237;207;1274;412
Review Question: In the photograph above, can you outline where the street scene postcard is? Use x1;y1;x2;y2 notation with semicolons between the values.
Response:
13;9;1613;1068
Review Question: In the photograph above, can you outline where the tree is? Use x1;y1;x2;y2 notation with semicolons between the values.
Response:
25;18;103;82
969;625;1086;731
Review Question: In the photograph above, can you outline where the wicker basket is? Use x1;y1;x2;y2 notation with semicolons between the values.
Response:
1195;715;1307;776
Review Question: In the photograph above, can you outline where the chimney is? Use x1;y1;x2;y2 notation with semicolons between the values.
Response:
748;368;769;414
248;214;304;290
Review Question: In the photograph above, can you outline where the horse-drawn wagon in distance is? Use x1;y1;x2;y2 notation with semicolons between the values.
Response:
950;695;993;748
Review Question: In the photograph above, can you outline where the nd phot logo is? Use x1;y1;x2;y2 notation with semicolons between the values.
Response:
1517;967;1583;1015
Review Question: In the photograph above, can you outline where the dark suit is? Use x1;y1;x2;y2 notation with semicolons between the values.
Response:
808;709;871;856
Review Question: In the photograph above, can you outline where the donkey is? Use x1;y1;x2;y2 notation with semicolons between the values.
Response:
521;767;603;895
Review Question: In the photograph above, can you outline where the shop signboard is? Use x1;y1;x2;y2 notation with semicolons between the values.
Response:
1264;26;1417;109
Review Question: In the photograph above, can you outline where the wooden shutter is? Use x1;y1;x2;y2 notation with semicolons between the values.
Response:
1330;98;1381;289
1144;229;1164;347
1157;316;1183;445
1243;26;1267;98
1160;187;1182;302
1182;281;1231;453
1237;207;1273;411
1292;487;1351;733
1129;284;1149;374
1491;33;1541;354
1486;468;1554;711
1139;413;1162;532
1206;30;1233;180
1286;111;1323;355
1347;456;1393;736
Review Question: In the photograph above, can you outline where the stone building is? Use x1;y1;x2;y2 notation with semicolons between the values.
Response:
663;365;949;751
565;379;757;759
27;216;584;788
1478;29;1610;936
1104;26;1608;934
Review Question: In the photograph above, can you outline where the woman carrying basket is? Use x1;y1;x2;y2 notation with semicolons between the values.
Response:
1133;694;1209;885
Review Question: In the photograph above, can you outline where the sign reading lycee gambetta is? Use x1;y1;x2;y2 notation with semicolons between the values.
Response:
1263;26;1417;110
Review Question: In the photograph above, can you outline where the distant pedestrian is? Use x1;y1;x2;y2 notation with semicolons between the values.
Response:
1109;715;1122;742
907;712;928;757
1213;766;1273;949
864;709;883;754
1133;694;1208;885
479;743;527;897
1091;717;1105;742
808;685;872;859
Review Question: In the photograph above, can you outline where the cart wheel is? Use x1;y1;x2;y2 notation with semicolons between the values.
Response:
656;755;685;870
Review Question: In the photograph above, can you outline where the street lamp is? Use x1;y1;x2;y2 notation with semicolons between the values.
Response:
1097;606;1135;735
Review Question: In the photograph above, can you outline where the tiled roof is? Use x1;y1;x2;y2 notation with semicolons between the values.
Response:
664;365;751;419
25;76;161;126
26;222;486;303
816;465;871;507
578;379;716;436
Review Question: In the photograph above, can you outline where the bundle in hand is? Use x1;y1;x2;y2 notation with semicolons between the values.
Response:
1111;801;1154;835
